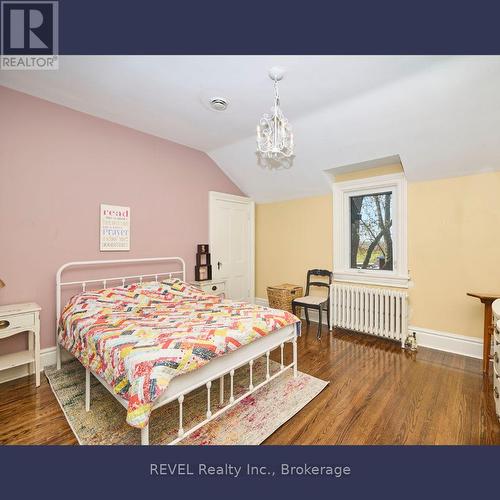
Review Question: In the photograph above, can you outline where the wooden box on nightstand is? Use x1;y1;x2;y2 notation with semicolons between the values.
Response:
0;303;41;386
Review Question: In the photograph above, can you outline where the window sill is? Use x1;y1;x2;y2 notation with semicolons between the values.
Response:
333;271;409;289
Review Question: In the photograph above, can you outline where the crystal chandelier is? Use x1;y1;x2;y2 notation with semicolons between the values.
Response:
256;67;294;165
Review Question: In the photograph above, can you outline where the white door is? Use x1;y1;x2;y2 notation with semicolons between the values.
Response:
209;192;255;302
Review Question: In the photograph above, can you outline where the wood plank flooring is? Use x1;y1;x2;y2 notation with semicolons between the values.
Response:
0;321;499;445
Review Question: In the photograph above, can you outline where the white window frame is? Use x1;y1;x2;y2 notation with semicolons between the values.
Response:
332;173;408;288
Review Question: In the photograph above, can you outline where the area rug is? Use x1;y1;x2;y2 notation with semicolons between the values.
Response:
45;358;328;445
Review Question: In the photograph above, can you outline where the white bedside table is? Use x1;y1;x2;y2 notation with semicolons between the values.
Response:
191;279;226;299
0;303;41;386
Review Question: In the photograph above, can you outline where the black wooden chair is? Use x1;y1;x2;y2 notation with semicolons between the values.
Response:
292;269;333;339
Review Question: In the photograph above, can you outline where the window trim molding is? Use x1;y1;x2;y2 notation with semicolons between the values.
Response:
332;172;409;288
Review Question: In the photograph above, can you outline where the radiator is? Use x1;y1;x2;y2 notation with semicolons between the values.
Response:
330;284;408;346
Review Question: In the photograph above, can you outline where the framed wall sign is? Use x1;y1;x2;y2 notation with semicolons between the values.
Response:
100;204;130;251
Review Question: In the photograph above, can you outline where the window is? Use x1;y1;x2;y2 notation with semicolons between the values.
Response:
333;173;408;288
350;192;393;271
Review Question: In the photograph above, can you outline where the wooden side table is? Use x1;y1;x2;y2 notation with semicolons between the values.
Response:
0;302;41;386
191;279;226;299
467;292;500;374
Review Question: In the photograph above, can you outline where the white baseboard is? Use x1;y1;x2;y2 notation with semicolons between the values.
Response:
255;297;483;359
0;346;66;385
409;326;483;359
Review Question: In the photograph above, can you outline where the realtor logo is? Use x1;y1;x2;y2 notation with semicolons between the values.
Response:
1;1;58;69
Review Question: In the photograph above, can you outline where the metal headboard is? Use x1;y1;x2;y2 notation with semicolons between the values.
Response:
55;257;186;368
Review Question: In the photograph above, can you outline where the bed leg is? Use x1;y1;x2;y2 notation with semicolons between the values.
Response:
293;337;298;378
206;381;212;418
56;343;61;370
178;395;185;438
229;370;235;404
141;425;149;446
85;368;90;412
219;375;224;405
249;359;254;390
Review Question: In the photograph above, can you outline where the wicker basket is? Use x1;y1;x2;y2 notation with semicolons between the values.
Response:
267;283;303;317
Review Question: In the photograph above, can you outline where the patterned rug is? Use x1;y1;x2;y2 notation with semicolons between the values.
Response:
45;358;328;445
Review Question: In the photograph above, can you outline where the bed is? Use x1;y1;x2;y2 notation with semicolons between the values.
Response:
56;257;300;445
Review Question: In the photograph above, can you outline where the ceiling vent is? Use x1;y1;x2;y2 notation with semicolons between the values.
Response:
210;97;229;111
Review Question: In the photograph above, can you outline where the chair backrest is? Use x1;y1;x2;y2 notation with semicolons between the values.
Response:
306;269;333;296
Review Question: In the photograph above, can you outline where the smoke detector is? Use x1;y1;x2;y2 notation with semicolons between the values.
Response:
209;97;229;111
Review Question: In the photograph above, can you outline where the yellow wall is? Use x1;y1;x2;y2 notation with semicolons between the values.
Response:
408;172;500;337
256;195;332;298
256;171;500;339
333;163;402;182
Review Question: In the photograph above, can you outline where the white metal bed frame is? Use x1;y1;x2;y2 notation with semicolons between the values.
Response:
56;257;298;445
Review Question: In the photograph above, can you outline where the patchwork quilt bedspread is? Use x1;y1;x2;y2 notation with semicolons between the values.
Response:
58;279;300;429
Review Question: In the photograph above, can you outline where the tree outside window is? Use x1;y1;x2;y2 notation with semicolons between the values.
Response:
350;192;393;271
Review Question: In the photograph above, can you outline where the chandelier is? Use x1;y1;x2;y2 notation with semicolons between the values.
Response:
256;67;294;166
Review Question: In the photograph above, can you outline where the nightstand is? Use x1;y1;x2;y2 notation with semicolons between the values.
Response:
0;303;41;386
191;279;226;298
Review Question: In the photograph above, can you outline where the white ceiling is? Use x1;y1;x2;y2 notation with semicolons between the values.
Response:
2;55;500;202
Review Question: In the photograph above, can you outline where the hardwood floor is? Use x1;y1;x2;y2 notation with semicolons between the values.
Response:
1;321;499;445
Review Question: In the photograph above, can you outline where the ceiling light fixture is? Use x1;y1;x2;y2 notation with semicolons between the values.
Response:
256;67;294;167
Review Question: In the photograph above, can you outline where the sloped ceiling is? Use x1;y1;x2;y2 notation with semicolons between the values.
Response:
2;56;499;202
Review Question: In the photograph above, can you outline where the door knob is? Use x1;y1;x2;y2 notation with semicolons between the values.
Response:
217;261;222;270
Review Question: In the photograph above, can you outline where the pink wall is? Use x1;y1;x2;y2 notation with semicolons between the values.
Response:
0;86;243;351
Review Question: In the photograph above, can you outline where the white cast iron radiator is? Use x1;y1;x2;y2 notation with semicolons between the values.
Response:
330;284;408;346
